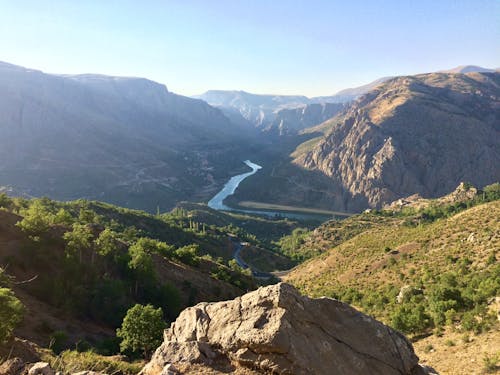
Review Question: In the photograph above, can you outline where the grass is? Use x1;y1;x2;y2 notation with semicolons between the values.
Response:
42;350;144;375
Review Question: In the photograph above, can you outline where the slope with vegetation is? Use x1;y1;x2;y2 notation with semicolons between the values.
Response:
284;183;500;374
0;194;266;362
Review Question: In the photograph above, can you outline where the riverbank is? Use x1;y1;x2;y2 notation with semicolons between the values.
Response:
236;200;353;217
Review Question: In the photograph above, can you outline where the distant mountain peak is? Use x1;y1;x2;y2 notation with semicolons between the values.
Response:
440;65;495;74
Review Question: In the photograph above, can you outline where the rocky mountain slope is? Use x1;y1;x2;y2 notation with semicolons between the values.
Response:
0;61;254;212
195;81;384;133
440;65;497;74
140;283;435;375
314;76;392;103
265;102;346;135
293;72;500;210
194;90;312;130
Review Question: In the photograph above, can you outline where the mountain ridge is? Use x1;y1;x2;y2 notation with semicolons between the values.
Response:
292;71;500;210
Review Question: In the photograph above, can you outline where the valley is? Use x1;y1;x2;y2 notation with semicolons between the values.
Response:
0;62;499;375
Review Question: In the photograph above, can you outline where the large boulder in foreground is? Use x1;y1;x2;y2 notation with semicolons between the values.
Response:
141;283;434;375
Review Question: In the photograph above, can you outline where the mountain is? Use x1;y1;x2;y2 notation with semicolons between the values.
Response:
313;76;392;103
264;102;346;135
0;62;254;212
195;80;390;132
440;65;496;74
194;90;312;129
292;72;500;211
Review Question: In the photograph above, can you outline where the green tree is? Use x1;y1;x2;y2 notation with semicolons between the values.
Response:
53;208;74;226
63;223;94;262
128;239;156;295
95;228;119;257
16;200;54;236
116;304;166;358
0;287;24;343
174;244;199;266
0;193;12;209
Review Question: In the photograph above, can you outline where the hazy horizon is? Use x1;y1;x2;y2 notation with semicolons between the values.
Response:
1;0;499;97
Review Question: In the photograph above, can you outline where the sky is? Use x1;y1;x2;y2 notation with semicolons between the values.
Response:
0;0;498;97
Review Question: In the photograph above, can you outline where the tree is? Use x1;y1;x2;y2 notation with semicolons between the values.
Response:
95;228;119;257
0;193;12;209
16;200;54;236
63;223;94;262
53;208;74;226
128;239;155;295
0;287;24;343
116;304;166;358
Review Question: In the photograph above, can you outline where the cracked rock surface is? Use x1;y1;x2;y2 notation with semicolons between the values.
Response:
140;283;433;375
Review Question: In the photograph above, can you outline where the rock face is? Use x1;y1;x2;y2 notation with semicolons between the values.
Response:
294;72;500;210
194;90;313;129
266;103;346;135
141;283;431;375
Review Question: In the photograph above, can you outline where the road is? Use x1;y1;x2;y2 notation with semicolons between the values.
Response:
230;239;275;279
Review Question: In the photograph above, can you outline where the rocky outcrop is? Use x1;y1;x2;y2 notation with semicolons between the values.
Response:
265;103;346;135
141;283;434;375
294;72;500;210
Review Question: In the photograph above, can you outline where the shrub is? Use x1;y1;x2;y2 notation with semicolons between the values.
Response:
49;330;68;354
391;303;431;335
0;287;24;343
483;352;500;373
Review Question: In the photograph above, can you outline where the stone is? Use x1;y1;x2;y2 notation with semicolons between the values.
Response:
28;362;55;375
141;283;435;375
0;357;25;375
160;363;179;375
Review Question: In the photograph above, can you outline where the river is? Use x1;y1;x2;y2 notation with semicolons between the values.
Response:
208;160;331;221
208;160;262;210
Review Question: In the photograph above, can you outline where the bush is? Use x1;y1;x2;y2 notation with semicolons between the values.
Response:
483;352;500;373
174;244;200;266
49;330;68;354
0;287;24;343
391;303;431;335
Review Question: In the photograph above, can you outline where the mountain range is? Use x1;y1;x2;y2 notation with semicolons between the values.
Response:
0;61;255;211
293;71;500;209
0;62;498;214
194;76;388;131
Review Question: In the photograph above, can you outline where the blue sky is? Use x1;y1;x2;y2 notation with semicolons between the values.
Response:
0;0;498;96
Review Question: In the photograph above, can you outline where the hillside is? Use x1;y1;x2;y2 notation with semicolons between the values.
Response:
0;61;256;212
291;72;500;211
284;187;500;374
0;194;265;355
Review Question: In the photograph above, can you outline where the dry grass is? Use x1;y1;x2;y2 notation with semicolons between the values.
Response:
414;328;500;375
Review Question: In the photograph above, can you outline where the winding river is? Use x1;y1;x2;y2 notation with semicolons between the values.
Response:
208;160;330;221
208;160;262;210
